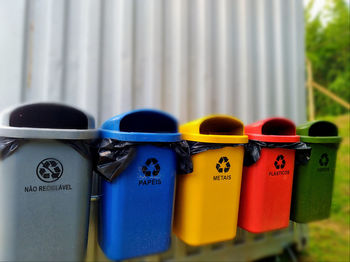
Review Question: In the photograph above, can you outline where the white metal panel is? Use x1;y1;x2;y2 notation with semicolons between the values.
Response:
0;0;306;125
0;1;307;260
0;0;26;107
0;0;305;126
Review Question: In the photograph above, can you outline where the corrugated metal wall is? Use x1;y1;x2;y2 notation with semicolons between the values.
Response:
0;0;306;126
0;1;307;261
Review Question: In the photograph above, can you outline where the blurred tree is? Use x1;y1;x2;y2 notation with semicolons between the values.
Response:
305;0;350;115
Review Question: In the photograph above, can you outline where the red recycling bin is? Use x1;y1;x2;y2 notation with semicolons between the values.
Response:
238;117;300;233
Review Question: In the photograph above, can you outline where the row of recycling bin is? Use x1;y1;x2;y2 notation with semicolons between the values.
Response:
0;103;342;261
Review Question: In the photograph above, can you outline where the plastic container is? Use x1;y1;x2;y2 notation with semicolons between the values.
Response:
0;103;96;261
173;115;248;246
98;109;181;260
290;120;342;223
238;117;300;233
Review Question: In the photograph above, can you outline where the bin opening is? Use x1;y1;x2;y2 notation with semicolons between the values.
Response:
9;103;89;129
308;121;338;137
199;117;243;135
119;111;177;133
261;119;295;136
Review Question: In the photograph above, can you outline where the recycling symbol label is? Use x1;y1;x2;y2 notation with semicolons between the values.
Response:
274;155;286;169
216;156;230;173
142;158;160;176
36;158;63;183
319;153;329;166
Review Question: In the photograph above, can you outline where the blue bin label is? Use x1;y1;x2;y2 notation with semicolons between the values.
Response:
138;158;162;186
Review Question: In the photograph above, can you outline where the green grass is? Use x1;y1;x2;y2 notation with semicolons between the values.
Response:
300;114;350;262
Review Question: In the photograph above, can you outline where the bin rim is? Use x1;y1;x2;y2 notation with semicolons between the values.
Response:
100;108;182;142
180;114;248;144
245;117;299;143
99;129;182;142
0;126;98;140
299;135;342;144
0;102;97;139
181;133;248;144
296;120;341;143
246;134;300;143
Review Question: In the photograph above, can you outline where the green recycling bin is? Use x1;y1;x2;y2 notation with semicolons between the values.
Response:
291;120;342;223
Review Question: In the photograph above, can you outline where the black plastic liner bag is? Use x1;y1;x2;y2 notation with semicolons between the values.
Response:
0;137;27;160
94;139;193;182
243;140;312;167
186;141;246;156
0;137;93;161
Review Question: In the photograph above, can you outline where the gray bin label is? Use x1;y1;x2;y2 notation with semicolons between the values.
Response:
24;184;72;192
36;158;64;183
23;157;72;192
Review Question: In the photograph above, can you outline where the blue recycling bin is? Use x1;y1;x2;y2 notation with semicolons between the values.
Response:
98;109;181;260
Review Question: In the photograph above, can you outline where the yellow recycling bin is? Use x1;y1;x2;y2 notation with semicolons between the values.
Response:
173;115;248;246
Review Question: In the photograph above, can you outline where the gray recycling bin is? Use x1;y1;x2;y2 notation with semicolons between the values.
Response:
0;103;97;261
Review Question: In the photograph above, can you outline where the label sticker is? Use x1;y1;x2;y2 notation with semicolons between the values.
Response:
317;153;330;172
139;158;161;186
269;155;290;176
24;184;72;193
24;158;72;193
213;156;232;181
319;153;329;166
274;155;286;169
36;158;63;183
